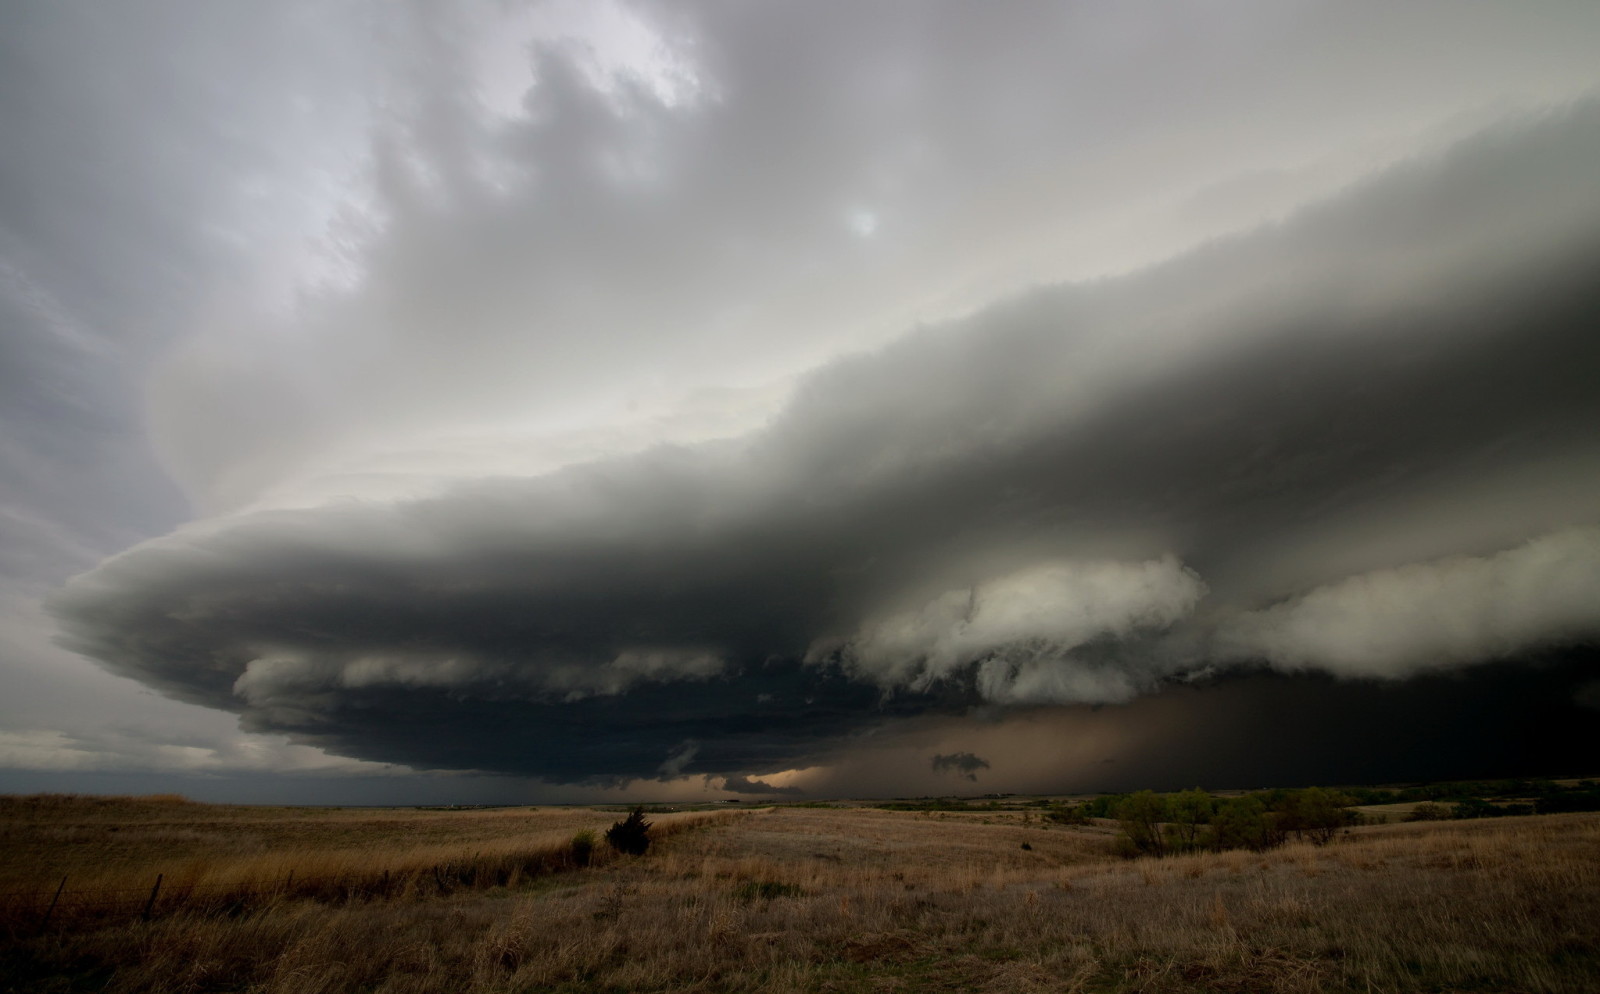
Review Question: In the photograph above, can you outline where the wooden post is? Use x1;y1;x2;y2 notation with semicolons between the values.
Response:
142;873;163;921
41;875;66;928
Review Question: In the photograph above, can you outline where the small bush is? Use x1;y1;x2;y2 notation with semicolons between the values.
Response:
570;829;596;867
604;806;653;855
1405;802;1450;822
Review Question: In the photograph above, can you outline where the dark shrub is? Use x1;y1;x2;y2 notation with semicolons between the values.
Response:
605;806;652;855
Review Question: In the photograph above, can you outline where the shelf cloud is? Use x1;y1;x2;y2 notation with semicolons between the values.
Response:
9;2;1600;798
49;102;1600;785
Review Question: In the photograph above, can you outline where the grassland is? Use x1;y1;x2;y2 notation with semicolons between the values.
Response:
2;794;1598;992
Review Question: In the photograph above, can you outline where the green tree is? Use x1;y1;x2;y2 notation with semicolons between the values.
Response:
1204;796;1283;852
1115;790;1169;857
1290;787;1353;846
1165;788;1213;853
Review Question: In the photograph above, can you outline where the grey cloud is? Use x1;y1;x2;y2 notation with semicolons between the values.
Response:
720;774;801;796
0;0;392;613
143;2;1600;516
821;556;1206;704
930;751;990;782
0;3;390;787
1217;527;1600;678
48;103;1600;784
657;742;699;780
0;724;400;778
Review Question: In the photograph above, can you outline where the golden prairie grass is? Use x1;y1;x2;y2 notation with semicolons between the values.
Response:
3;798;1599;993
0;795;743;921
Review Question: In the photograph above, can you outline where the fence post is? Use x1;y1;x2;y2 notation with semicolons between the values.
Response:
41;875;67;928
142;873;163;922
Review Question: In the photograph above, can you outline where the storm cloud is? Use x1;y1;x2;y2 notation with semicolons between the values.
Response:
1220;527;1600;678
49;101;1600;785
720;774;802;797
930;752;990;783
10;3;1600;798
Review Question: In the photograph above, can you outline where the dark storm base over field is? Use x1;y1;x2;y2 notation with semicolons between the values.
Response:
1065;646;1600;793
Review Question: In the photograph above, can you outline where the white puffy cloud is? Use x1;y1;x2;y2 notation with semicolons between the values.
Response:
825;556;1206;703
1218;526;1600;678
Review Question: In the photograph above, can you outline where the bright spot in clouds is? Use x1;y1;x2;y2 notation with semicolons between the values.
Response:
847;208;880;238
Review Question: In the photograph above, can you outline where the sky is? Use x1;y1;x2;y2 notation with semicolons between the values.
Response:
4;1;1600;804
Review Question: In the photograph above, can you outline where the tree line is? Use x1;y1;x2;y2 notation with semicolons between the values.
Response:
1040;778;1600;857
1042;787;1357;857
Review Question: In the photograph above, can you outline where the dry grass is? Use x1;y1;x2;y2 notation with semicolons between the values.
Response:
3;798;1598;993
0;795;740;920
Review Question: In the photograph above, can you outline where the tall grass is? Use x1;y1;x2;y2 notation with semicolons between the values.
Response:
0;800;745;927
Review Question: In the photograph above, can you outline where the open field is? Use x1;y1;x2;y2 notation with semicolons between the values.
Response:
0;795;736;915
3;796;1599;993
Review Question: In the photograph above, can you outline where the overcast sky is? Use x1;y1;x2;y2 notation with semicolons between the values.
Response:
4;1;1600;804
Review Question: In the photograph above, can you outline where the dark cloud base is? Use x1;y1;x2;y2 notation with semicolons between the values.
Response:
251;660;969;782
1084;644;1600;792
233;642;1600;791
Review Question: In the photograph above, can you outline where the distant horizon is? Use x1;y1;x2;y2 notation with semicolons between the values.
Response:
9;765;1598;811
